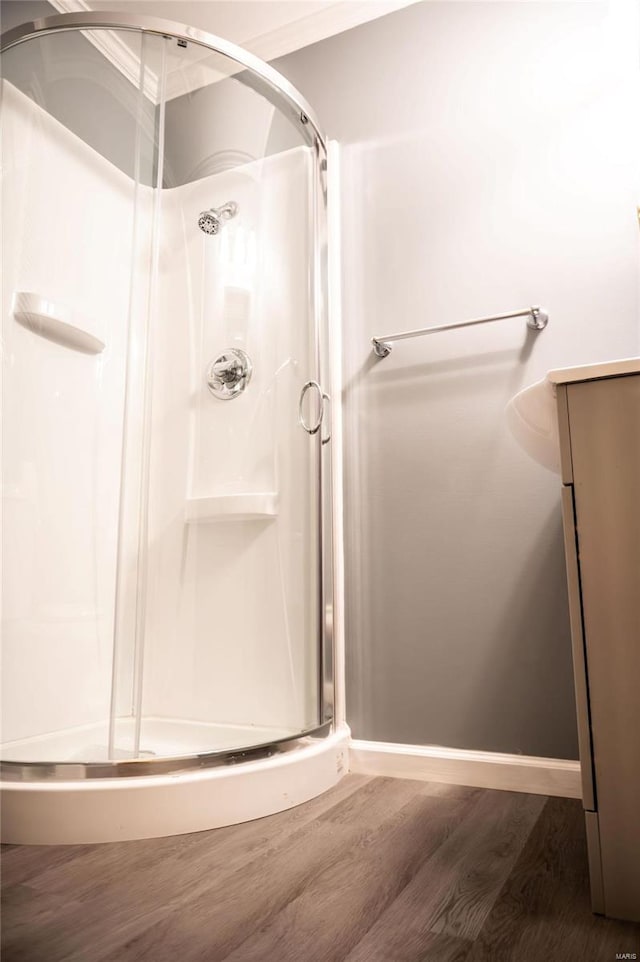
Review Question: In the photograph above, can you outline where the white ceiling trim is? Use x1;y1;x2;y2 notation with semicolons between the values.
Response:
243;0;420;65
48;0;421;103
50;0;160;101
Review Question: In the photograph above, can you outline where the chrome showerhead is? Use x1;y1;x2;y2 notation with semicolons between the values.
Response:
197;201;238;235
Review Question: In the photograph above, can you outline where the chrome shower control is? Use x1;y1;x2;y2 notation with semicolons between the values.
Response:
206;349;252;400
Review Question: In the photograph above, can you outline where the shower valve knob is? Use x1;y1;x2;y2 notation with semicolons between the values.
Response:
206;349;252;400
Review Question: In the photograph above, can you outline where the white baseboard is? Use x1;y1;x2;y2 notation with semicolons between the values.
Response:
349;738;581;799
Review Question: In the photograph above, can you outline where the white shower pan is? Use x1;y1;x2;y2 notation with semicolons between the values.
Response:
1;718;305;762
1;726;350;844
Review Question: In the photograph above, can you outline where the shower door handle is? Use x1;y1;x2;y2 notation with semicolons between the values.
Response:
298;380;324;435
321;393;331;445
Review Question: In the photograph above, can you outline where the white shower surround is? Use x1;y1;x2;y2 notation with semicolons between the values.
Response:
1;80;135;745
1;76;344;841
140;148;319;735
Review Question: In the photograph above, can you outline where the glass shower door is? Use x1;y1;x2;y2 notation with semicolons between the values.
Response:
1;21;332;770
128;37;329;757
0;27;159;763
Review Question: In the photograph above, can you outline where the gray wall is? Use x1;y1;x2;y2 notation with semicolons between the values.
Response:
162;73;301;187
273;1;640;757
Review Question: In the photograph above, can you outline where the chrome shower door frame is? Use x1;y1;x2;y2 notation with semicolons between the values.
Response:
0;12;325;150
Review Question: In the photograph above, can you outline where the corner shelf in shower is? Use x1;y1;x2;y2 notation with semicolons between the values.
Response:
185;493;278;524
12;292;105;355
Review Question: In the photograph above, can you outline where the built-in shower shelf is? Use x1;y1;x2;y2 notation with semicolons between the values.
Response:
12;292;105;355
185;493;278;523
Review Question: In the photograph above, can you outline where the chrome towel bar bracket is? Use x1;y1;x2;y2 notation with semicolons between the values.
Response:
372;306;549;358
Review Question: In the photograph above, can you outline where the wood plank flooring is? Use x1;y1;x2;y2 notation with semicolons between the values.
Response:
2;775;640;962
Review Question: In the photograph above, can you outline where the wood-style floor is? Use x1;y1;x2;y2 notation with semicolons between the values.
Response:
2;775;640;961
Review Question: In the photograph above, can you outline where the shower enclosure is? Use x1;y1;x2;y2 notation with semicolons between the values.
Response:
1;13;343;841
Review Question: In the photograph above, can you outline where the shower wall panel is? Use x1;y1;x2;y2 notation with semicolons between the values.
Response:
140;146;318;733
1;81;143;744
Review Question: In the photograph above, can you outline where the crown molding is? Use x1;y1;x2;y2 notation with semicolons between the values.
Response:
47;0;421;103
245;0;420;65
49;0;160;102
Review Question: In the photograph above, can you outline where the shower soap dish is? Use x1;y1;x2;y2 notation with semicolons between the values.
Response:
12;292;105;355
185;493;278;523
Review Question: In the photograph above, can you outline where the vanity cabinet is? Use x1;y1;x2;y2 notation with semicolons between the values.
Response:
556;372;640;922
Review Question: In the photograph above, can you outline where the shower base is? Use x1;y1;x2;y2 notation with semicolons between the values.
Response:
0;725;350;844
1;717;299;763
